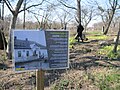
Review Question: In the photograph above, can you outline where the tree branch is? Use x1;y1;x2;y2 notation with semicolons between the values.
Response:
19;0;45;13
27;10;53;22
15;0;24;13
74;15;79;23
3;0;14;14
57;0;77;10
34;15;41;28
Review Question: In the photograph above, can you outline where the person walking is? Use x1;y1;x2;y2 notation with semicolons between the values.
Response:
76;24;84;42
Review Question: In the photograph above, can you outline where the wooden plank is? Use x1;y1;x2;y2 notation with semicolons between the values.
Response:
36;69;45;90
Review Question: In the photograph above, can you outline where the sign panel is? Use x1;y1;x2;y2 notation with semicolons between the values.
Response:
13;30;69;71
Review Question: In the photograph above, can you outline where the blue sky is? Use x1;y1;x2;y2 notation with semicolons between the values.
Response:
14;30;46;46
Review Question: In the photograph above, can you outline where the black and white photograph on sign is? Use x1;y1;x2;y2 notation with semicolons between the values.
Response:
13;30;49;71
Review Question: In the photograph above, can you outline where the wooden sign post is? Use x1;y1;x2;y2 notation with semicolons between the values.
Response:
36;69;45;90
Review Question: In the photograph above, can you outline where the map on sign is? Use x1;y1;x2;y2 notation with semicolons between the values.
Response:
13;30;69;71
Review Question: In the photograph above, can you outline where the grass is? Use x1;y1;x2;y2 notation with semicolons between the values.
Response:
69;36;76;48
69;31;108;47
87;35;108;40
98;45;120;59
86;31;103;35
51;79;70;90
86;31;120;59
51;68;120;90
69;36;76;45
93;68;120;90
53;31;120;90
98;46;113;55
85;31;109;40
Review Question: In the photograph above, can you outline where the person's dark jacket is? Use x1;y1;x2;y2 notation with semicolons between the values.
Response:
77;24;84;34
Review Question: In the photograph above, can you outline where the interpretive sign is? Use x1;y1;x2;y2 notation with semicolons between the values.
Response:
13;30;69;71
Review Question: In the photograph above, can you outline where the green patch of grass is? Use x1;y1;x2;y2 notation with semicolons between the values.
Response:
98;46;113;55
51;68;120;90
107;51;119;59
87;35;108;40
98;45;120;59
69;37;76;45
69;36;76;48
51;79;70;90
87;31;102;35
86;31;109;40
94;69;120;90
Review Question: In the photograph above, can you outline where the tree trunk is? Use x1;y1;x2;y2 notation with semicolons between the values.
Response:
103;14;114;35
23;0;26;29
64;23;67;30
7;14;18;59
84;25;87;32
77;0;81;24
112;23;120;53
103;0;117;35
10;14;18;29
0;30;7;50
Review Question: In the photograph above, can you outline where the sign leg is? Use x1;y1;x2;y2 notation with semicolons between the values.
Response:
36;69;45;90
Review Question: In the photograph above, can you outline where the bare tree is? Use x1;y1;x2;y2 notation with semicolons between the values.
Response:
57;0;82;25
55;8;74;29
3;0;45;58
27;10;56;29
27;0;61;29
82;5;97;31
97;0;119;35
